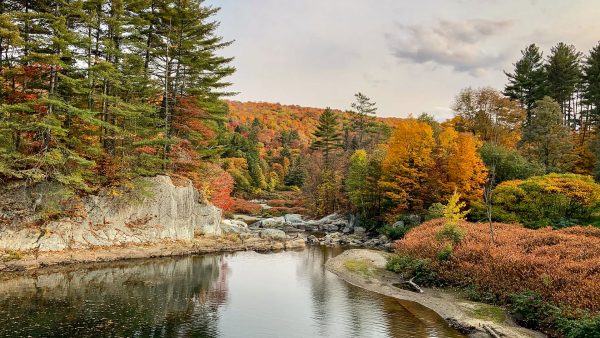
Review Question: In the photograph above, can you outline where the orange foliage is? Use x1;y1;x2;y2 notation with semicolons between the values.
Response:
434;127;487;201
396;219;600;313
380;119;435;212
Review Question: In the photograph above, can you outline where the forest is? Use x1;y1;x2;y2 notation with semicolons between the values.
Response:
2;1;600;231
3;2;600;336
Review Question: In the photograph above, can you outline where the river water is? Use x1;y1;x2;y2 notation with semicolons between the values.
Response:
0;246;464;337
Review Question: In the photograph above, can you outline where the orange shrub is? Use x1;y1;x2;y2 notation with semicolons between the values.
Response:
395;219;600;313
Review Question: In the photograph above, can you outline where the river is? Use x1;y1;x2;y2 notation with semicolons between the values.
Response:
0;246;464;337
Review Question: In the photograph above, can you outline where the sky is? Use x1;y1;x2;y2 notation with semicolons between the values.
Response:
205;0;600;120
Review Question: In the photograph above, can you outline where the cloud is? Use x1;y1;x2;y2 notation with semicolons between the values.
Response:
387;19;512;76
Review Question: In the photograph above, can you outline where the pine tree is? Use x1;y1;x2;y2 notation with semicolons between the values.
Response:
350;92;377;149
504;44;547;124
583;42;600;126
520;97;573;173
546;42;582;128
310;107;343;166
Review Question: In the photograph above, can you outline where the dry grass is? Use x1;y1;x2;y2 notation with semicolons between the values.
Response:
395;219;600;313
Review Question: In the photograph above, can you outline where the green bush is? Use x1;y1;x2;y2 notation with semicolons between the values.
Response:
435;223;465;244
386;255;436;284
437;243;453;261
425;203;444;220
559;315;600;338
379;224;409;240
492;173;600;228
510;291;560;329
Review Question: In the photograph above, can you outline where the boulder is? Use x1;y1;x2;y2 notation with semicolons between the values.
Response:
255;216;286;228
354;227;366;236
284;214;304;225
259;229;287;240
221;219;249;234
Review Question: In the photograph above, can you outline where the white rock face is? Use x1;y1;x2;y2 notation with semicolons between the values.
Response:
0;176;222;252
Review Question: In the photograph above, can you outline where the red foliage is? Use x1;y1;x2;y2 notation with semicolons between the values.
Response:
396;220;600;313
230;198;262;215
209;170;235;210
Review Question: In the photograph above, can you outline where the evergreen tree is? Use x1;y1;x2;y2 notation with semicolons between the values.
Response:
583;42;600;126
284;155;306;187
504;44;547;124
520;97;573;173
546;42;582;128
310;107;342;165
350;92;377;148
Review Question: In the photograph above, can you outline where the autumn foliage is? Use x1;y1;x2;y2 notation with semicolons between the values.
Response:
396;219;600;313
380;119;487;215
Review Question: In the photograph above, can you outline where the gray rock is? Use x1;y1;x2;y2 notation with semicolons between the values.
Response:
0;176;223;252
221;219;249;234
391;221;405;228
259;229;287;240
284;214;304;225
354;227;366;236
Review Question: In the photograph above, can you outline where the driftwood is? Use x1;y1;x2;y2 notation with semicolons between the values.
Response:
400;275;423;293
482;324;501;338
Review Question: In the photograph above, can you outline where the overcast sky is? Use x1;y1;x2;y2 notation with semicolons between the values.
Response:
206;0;600;119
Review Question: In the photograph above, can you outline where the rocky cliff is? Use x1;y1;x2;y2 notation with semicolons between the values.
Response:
0;176;222;252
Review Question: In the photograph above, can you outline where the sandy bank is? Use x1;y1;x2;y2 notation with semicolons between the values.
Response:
325;249;545;338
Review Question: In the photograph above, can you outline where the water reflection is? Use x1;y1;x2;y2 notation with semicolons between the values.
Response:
0;247;464;338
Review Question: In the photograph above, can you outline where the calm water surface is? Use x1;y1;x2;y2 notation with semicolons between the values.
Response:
0;246;464;338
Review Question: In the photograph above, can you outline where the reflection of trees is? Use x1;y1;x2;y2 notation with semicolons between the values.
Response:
0;255;231;337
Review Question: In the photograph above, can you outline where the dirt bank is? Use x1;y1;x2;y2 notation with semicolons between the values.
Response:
325;249;545;338
0;235;305;273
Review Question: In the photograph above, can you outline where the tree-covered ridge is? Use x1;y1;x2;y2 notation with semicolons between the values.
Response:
0;0;234;197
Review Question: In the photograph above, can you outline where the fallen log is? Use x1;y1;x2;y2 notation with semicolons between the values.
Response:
482;324;501;338
399;275;423;293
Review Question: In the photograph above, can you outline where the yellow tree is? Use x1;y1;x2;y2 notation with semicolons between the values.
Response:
380;120;435;214
435;127;488;202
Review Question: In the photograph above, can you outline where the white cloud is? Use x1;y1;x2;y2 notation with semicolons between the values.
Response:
387;19;512;76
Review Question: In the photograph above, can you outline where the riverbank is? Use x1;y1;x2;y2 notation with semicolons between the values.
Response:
0;234;305;273
325;249;545;338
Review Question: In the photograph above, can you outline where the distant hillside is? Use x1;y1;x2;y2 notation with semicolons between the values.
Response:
226;100;402;147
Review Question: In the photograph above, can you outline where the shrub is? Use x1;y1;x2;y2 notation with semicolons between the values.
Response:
395;219;600;313
560;315;600;338
386;255;436;284
425;203;444;220
510;291;560;329
435;223;465;244
437;243;453;261
492;173;600;228
379;224;410;240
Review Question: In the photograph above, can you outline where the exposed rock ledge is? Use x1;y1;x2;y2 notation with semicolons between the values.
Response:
0;236;306;273
0;176;223;252
325;249;546;338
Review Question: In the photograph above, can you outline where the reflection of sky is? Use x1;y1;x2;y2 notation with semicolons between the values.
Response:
206;0;600;120
216;249;463;338
0;248;464;337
